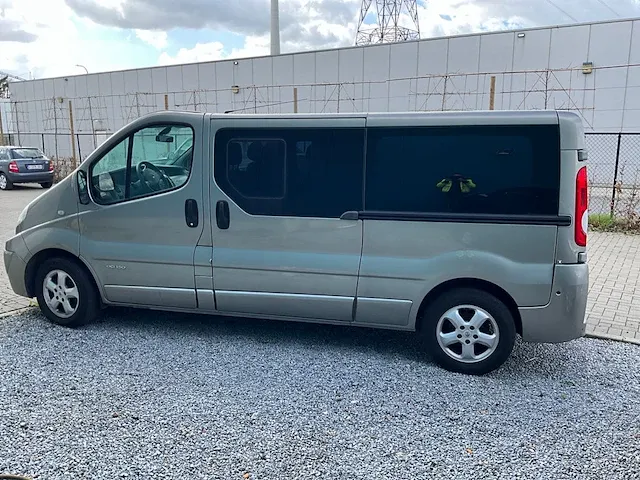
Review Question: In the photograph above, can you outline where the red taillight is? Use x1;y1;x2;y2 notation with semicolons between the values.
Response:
49;161;54;171
575;166;588;247
8;161;18;173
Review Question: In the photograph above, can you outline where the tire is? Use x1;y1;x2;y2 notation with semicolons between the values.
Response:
40;182;53;189
34;257;100;327
420;288;516;375
0;172;13;190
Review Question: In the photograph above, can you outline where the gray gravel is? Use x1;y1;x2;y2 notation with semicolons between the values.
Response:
1;308;639;480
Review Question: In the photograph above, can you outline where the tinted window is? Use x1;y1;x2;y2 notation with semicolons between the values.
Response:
225;138;286;199
214;128;364;217
365;125;560;216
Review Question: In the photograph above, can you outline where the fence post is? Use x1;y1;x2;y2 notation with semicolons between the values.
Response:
441;75;448;111
489;76;496;110
12;101;21;146
76;134;82;162
293;88;298;114
0;108;4;146
610;133;622;218
68;100;77;169
41;133;45;153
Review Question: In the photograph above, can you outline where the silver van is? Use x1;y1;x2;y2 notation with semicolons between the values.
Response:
3;110;588;375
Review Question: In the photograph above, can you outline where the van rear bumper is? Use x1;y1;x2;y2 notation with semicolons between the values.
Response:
519;263;588;343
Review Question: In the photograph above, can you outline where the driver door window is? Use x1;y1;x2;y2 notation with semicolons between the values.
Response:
90;137;128;204
89;124;194;205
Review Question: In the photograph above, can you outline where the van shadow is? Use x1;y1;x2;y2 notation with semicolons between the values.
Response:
90;307;586;378
95;306;427;362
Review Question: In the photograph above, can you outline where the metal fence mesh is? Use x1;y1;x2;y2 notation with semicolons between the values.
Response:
586;133;640;220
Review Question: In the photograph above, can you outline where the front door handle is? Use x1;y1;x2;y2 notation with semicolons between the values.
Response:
185;199;199;228
216;200;230;229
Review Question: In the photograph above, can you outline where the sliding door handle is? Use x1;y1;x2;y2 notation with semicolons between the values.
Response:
216;200;230;229
340;211;359;220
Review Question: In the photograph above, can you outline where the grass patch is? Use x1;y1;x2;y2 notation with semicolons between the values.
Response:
589;214;640;233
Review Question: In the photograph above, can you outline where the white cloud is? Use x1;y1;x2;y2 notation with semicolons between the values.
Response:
135;29;168;49
158;35;270;66
229;34;270;59
0;0;158;79
158;41;225;65
0;0;81;78
4;0;640;80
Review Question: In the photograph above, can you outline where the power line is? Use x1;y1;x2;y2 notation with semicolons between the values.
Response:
593;0;620;17
544;0;579;23
0;70;27;81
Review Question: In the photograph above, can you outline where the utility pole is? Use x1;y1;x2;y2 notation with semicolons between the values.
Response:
271;0;281;55
355;0;420;46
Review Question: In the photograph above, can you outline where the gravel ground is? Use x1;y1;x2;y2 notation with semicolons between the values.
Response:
1;308;639;480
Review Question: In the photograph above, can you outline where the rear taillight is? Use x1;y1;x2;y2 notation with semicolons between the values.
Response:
575;166;588;247
49;161;54;171
8;161;18;173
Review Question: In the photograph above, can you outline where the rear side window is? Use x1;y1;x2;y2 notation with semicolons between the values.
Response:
11;148;44;159
214;128;365;217
365;125;560;216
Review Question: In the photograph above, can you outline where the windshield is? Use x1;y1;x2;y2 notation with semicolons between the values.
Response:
11;148;44;159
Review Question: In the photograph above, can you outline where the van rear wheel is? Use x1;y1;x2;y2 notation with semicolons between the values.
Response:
421;288;516;375
35;257;99;327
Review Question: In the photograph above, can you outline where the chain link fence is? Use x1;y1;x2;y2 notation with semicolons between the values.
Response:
585;133;640;222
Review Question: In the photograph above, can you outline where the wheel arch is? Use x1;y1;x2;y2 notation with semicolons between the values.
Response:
25;248;101;301
415;278;522;336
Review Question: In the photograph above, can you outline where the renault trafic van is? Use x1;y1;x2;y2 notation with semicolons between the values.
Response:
3;110;589;375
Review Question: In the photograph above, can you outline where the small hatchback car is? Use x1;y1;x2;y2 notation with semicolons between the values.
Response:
0;146;54;190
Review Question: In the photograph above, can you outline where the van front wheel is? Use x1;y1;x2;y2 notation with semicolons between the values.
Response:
35;257;99;327
421;288;516;375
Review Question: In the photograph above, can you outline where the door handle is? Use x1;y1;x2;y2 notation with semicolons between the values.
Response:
216;200;230;229
185;199;199;228
340;211;359;220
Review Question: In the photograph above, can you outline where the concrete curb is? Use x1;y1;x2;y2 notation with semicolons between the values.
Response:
0;306;36;319
585;331;640;346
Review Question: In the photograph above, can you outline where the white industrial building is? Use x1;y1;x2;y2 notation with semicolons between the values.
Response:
4;16;640;168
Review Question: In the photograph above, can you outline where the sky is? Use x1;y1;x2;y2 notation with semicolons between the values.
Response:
2;0;640;80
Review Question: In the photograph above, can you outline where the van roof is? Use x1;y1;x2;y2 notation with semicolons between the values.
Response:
138;108;576;124
134;110;568;123
208;109;564;121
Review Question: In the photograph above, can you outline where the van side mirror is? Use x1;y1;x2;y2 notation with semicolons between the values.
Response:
77;170;90;205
